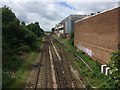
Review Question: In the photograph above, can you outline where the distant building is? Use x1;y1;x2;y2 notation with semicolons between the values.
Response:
64;15;86;38
54;14;86;38
74;7;120;64
54;21;64;37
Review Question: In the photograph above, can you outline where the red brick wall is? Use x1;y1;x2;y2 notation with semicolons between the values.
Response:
118;7;120;45
74;7;120;64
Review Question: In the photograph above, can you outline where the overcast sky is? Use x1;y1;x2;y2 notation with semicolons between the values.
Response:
0;0;119;31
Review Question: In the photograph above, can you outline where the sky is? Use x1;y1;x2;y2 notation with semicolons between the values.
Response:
0;0;119;31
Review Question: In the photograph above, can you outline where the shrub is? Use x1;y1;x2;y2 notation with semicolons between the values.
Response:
3;55;24;72
2;72;15;87
19;46;31;53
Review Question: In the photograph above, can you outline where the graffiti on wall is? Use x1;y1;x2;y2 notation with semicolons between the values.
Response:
77;42;93;57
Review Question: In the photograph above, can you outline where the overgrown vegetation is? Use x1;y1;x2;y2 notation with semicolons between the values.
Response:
106;51;120;89
53;34;120;89
2;6;44;88
69;32;74;46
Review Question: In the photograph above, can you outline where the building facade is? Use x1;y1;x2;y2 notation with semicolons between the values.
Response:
74;7;120;64
54;15;86;38
54;22;64;37
64;15;86;37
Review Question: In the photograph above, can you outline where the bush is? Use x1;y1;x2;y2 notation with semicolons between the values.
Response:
31;41;39;51
2;6;44;88
19;46;31;53
3;55;24;72
2;72;15;87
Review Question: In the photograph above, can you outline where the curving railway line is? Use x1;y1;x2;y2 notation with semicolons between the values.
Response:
25;35;88;89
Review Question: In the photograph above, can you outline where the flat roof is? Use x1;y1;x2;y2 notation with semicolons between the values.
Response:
75;6;119;23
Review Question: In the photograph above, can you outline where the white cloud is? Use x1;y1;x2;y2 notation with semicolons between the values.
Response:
0;1;119;31
1;0;120;2
67;2;118;14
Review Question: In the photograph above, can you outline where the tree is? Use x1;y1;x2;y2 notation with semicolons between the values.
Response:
2;6;45;87
27;22;44;37
103;51;120;90
2;6;16;24
51;27;55;32
108;51;120;89
100;51;120;89
21;21;25;26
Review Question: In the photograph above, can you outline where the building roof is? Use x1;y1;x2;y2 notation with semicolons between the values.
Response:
59;14;87;23
75;6;119;23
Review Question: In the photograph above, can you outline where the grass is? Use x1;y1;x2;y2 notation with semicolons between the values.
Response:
8;52;39;88
53;35;110;88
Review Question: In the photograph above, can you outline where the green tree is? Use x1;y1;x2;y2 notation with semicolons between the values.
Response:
51;27;55;34
106;51;120;89
21;21;25;26
2;6;16;24
2;6;44;87
100;51;120;89
27;22;44;37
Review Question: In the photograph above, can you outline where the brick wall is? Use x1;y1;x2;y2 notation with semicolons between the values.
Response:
118;7;120;45
74;7;120;64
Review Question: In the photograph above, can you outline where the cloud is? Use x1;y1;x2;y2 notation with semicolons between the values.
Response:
55;2;76;10
67;2;118;14
0;1;119;31
1;0;120;2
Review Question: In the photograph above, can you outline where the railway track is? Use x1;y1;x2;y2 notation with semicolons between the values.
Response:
50;42;67;88
35;36;53;89
25;35;88;89
52;40;75;88
25;36;53;89
52;38;87;89
25;49;42;90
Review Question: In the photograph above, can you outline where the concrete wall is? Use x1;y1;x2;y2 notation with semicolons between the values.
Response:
65;15;86;34
74;7;120;64
65;16;72;33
